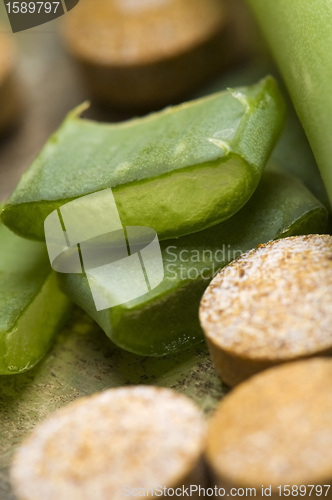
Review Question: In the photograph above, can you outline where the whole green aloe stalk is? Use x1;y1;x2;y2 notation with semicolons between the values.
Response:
246;0;332;208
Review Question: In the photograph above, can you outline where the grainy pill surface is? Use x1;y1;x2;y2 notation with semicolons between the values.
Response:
200;234;332;386
62;0;230;109
206;358;332;494
11;386;206;500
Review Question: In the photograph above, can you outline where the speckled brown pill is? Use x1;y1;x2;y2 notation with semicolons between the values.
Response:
11;386;207;500
200;234;332;387
61;0;231;110
206;358;332;496
0;33;20;134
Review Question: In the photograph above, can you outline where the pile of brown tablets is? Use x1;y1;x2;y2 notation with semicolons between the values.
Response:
199;234;332;492
12;361;332;498
12;235;332;498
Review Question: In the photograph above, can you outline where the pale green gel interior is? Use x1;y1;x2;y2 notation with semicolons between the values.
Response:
2;154;256;242
114;155;255;238
0;272;71;375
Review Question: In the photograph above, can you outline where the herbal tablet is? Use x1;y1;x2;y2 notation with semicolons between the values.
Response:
11;386;206;500
200;234;332;386
62;0;230;109
206;358;332;493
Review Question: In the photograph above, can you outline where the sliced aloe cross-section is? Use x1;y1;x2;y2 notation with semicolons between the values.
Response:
58;169;328;357
1;76;285;242
0;211;72;375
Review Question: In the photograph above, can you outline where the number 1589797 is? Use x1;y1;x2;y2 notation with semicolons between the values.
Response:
5;2;60;14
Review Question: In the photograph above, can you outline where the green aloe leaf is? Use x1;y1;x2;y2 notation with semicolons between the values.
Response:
195;64;330;210
0;211;72;375
245;0;332;209
58;169;328;357
1;76;285;242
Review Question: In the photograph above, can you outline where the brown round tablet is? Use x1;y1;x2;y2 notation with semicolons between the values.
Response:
0;33;20;134
200;234;332;387
11;386;207;500
206;358;332;492
61;0;231;110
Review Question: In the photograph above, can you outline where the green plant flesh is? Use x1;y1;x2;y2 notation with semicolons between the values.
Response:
1;77;285;242
246;0;332;209
196;64;330;210
0;212;72;375
58;169;328;357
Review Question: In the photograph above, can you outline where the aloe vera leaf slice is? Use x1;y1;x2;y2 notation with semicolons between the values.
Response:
1;76;285;242
0;214;72;375
58;169;328;357
195;64;330;210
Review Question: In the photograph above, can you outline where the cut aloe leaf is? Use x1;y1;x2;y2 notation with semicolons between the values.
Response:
1;76;285;242
0;211;72;375
195;64;330;209
58;169;328;357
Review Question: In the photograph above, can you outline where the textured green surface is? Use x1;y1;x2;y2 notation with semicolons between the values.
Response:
0;309;225;500
1;77;285;241
0;215;72;375
246;0;332;209
59;169;328;357
196;64;330;210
